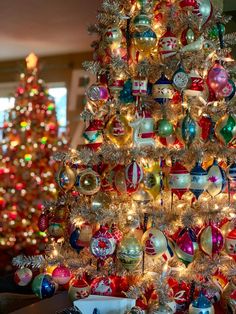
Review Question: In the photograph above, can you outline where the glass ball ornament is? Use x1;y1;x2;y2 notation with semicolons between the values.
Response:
225;229;236;261
105;113;132;147
68;277;90;301
143;163;161;199
113;164;138;194
90;225;116;261
56;165;76;192
104;26;123;44
32;274;56;299
190;161;208;199
48;221;64;238
38;213;49;232
199;223;224;256
133;11;151;30
207;61;228;93
75;168;101;195
172;64;190;91
141;227;167;256
91;191;111;212
117;234;143;271
168;161;190;200
176;111;199;147
86;84;109;104
184;69;204;97
91;276;116;296
158;27;177;58
14;268;33;286
52;265;71;285
174;227;198;267
69;228;83;252
189;292;215;314
215;113;236;146
156;118;174;137
192;0;213;29
133;28;157;52
207;159;226;197
125;160;143;187
217;78;236;101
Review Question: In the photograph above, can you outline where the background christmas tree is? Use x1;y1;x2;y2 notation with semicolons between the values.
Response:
13;1;236;313
0;53;67;272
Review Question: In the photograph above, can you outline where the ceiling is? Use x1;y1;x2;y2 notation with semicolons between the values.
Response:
0;0;234;61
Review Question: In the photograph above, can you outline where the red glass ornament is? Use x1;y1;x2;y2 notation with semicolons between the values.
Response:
198;115;213;142
91;276;116;296
38;213;49;232
169;161;190;199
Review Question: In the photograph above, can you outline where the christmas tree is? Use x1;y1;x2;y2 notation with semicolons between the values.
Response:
0;53;66;272
13;1;236;313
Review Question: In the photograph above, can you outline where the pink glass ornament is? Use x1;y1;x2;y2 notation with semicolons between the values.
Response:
207;61;229;92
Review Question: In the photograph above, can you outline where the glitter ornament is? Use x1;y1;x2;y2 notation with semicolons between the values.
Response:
105;113;132;147
68;277;90;301
227;162;236;182
75;168;101;195
156;118;174;137
133;28;157;52
175;228;198;266
172;64;190;91
38;213;49;232
214;113;236;146
14;268;33;286
152;73;174;104
86;84;109;104
181;27;195;46
225;229;236;261
190;161;208;199
125;160;143;186
104;26;122;44
199;223;224;256
52;265;71;285
117;234;143;271
90;225;116;260
56;165;76;192
189;292;215;314
169;161;190;199
91;276;116;296
184;69;204;97
207;159;226;197
32;274;56;299
83;119;103;150
158;27;177;58
141;228;167;256
207;61;228;93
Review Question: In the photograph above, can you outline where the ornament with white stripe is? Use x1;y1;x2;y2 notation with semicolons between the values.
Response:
125;160;143;187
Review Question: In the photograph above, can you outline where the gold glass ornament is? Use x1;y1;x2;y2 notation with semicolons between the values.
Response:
75;168;101;195
133;28;157;53
105;113;132;147
143;163;161;199
56;165;76;192
91;191;111;212
117;234;143;271
132;184;153;205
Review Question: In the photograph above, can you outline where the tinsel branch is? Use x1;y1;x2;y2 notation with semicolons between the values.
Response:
12;255;46;269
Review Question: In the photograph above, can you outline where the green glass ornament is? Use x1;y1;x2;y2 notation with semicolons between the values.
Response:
156;118;174;137
215;113;236;146
209;23;225;39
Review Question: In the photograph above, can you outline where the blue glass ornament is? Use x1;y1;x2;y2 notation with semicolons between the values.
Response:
152;73;173;105
189;292;214;314
190;162;208;199
119;79;135;104
69;228;83;253
179;110;198;147
227;162;236;182
32;274;56;299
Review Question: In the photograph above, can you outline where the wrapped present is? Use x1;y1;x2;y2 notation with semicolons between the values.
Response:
73;295;136;314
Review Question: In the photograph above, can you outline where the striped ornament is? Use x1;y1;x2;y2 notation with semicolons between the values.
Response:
227;162;236;182
169;161;190;199
175;228;198;266
125;160;143;186
207;159;226;197
199;224;224;256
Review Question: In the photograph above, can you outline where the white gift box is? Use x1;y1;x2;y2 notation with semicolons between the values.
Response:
74;295;136;314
